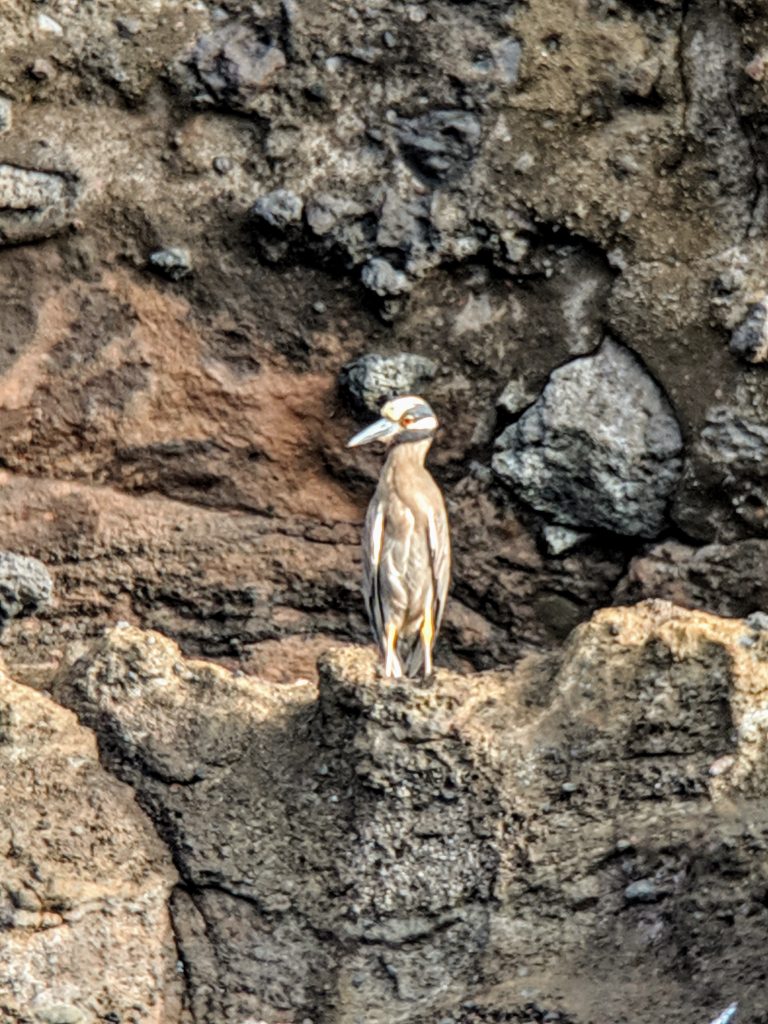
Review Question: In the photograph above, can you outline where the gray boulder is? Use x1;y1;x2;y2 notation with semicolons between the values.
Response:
339;352;438;416
492;339;683;537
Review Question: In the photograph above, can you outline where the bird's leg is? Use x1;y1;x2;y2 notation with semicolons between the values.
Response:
384;623;403;679
420;604;434;678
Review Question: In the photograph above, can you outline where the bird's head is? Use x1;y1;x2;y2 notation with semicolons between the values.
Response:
346;395;439;448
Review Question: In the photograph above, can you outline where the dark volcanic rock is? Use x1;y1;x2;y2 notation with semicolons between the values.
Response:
188;20;286;110
395;110;481;185
339;351;438;416
492;339;684;537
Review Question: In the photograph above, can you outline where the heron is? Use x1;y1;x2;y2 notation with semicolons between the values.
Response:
347;394;451;679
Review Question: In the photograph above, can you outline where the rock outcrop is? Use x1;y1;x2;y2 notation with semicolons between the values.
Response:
44;602;768;1023
492;339;684;537
0;657;180;1023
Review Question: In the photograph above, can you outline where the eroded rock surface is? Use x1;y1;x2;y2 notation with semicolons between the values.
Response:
50;603;768;1023
0;656;180;1023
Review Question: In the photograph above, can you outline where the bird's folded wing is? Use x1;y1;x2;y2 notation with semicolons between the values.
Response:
427;503;451;631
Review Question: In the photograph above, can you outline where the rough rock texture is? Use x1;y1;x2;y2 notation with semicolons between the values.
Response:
48;602;768;1024
0;0;766;683
0;655;180;1023
492;339;684;537
2;1;768;1017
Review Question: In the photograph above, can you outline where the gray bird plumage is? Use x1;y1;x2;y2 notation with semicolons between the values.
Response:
348;395;450;678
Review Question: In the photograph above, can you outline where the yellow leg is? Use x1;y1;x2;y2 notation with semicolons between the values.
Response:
420;603;434;678
384;623;403;679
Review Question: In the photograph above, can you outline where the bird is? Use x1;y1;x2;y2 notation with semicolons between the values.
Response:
347;394;451;679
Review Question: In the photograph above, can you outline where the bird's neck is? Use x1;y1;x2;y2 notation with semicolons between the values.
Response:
386;436;434;470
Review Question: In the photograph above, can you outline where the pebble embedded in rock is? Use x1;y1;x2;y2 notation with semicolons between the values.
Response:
148;247;192;281
212;155;232;174
496;377;538;418
0;163;79;244
493;37;522;84
747;611;768;632
251;188;303;231
623;878;660;903
339;352;438;416
543;524;590;556
360;257;411;297
0;551;53;632
395;109;481;184
189;20;286;111
492;338;683;537
730;298;768;364
0;98;11;134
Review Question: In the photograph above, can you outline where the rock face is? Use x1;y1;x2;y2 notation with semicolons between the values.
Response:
48;603;768;1023
493;340;683;537
2;0;768;676
0;655;180;1023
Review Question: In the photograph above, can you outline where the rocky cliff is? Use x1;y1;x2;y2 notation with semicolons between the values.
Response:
2;0;768;1021
1;601;765;1023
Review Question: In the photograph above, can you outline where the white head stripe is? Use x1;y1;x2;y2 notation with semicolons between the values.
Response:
381;395;435;422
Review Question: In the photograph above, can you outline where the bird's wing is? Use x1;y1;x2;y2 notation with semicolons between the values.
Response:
427;500;451;634
362;497;385;647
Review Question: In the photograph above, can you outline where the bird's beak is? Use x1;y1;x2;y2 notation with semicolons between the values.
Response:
346;417;400;448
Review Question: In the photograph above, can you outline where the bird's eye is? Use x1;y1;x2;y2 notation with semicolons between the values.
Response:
401;414;415;427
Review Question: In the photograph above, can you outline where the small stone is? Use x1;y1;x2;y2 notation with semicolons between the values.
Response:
543;524;589;556
212;155;232;174
746;611;768;631
395;109;481;184
496;377;537;417
493;37;522;84
513;151;534;174
406;4;428;22
745;54;765;81
624;878;659;903
37;13;64;35
0;98;11;134
115;16;141;37
383;30;396;48
28;58;55;81
730;298;768;364
708;754;735;777
312;301;326;313
360;257;411;297
189;21;286;110
0;552;53;631
148;247;192;281
250;189;303;231
339;352;438;415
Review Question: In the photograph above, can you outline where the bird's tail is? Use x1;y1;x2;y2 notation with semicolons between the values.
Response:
401;636;425;678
